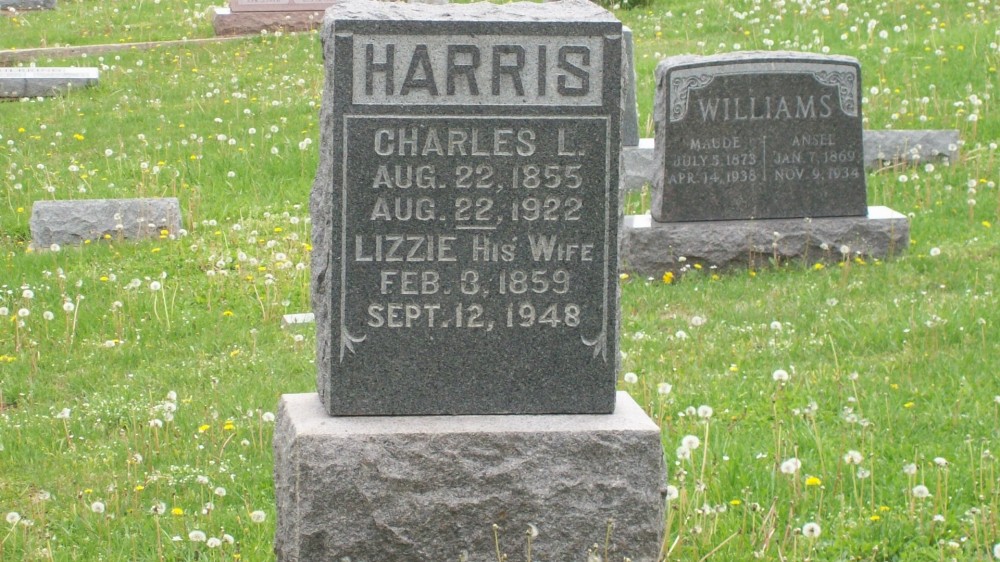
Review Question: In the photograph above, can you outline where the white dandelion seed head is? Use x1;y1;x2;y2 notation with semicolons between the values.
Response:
657;382;672;396
262;412;276;423
770;321;782;331
697;405;714;419
665;485;679;501
623;372;638;384
929;247;941;257
189;530;207;542
676;445;691;461
681;435;701;450
903;463;918;476
912;484;930;499
149;281;161;292
206;537;222;548
772;369;789;382
6;512;21;525
90;501;105;514
802;522;821;538
526;523;539;538
250;510;267;523
780;457;801;475
214;487;226;497
934;457;949;468
690;315;707;327
843;450;864;465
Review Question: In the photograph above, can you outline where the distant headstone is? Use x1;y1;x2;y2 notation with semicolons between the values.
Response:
312;1;622;417
653;52;867;222
277;1;665;560
0;67;99;98
30;198;182;248
0;0;55;10
864;129;959;168
621;26;640;146
228;0;331;12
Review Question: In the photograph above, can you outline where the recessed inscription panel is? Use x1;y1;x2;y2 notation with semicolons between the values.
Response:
652;54;867;222
352;35;605;107
315;1;622;416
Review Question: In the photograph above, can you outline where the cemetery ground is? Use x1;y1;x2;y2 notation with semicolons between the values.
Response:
0;0;998;559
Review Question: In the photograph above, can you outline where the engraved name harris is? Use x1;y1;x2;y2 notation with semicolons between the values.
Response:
343;36;608;333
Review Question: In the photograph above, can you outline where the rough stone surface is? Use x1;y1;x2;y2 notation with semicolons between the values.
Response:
212;7;324;36
30;198;182;248
653;51;867;222
0;67;99;98
229;0;331;12
620;205;909;274
274;392;665;562
864;129;959;168
621;26;640;147
622;137;655;190
312;0;622;415
281;312;315;327
0;0;55;9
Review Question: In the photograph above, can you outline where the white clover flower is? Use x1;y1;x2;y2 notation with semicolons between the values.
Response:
623;372;638;384
912;484;930;499
802;522;821;538
250;510;267;523
90;501;105;514
681;435;700;450
780;457;801;475
189;530;207;542
772;369;789;382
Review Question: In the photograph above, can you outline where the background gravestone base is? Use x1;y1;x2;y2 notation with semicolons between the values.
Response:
621;206;909;275
211;8;324;36
0;0;55;10
274;392;665;562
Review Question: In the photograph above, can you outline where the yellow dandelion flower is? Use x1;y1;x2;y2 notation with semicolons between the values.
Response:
879;506;891;512
73;133;85;141
729;499;742;506
100;276;109;282
198;424;211;433
812;262;825;271
223;310;234;317
693;263;702;270
274;227;283;233
171;507;183;516
151;248;160;253
223;421;236;431
904;402;915;409
662;271;674;284
982;221;991;228
16;207;24;213
805;476;822;487
870;514;881;522
134;485;144;492
230;349;241;358
619;273;630;281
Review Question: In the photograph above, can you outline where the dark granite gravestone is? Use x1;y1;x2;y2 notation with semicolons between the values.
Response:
277;3;664;560
311;0;622;416
652;52;868;222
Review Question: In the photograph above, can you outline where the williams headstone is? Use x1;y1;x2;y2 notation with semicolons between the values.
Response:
652;52;868;222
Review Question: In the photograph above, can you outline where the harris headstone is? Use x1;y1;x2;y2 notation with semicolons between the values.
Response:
276;2;665;560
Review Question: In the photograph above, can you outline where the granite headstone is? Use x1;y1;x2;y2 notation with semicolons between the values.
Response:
652;52;868;222
30;198;182;248
311;0;622;416
0;0;56;10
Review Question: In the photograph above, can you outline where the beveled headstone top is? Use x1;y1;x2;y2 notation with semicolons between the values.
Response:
311;0;622;416
229;0;331;12
652;51;867;222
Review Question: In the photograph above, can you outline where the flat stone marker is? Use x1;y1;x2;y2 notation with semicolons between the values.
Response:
0;67;99;98
864;129;959;168
312;0;623;417
30;198;182;248
0;0;55;10
653;52;868;222
229;0;331;12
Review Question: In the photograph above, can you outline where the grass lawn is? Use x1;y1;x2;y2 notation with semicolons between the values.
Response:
1;0;999;560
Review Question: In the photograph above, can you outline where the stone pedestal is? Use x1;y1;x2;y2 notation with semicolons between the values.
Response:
274;392;665;561
620;205;909;275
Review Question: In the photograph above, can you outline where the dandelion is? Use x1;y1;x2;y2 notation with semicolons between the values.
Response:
17;308;29;318
690;315;706;327
149;281;161;292
843;450;864;465
772;369;789;382
912;484;930;499
6;512;21;525
929;247;941;257
903;463;918;476
665;485;679;501
207;537;222;548
22;289;34;299
622;372;638;384
857;467;871;479
55;408;71;419
189;530;207;542
250;510;266;523
681;435;701;450
770;321;782;331
214;487;226;497
262;412;276;422
933;457;949;468
802;522;821;538
805;476;822;487
780;457;801;475
657;383;672;396
993;543;1000;559
697;405;713;419
171;507;183;516
676;446;691;461
91;501;105;514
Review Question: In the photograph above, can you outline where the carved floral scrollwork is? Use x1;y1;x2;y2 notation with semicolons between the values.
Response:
811;70;858;117
670;74;715;122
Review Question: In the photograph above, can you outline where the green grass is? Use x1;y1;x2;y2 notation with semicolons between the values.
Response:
1;0;999;560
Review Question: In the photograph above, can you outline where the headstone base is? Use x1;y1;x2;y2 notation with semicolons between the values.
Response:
621;206;909;275
274;392;665;562
212;7;324;36
0;0;56;10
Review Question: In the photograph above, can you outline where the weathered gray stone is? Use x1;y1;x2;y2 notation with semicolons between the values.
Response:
281;312;315;327
212;7;324;36
0;0;55;10
229;0;331;12
312;0;622;416
653;52;867;222
621;26;640;147
274;392;665;562
620;205;909;274
0;67;99;98
30;198;182;248
623;137;655;190
863;129;959;168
